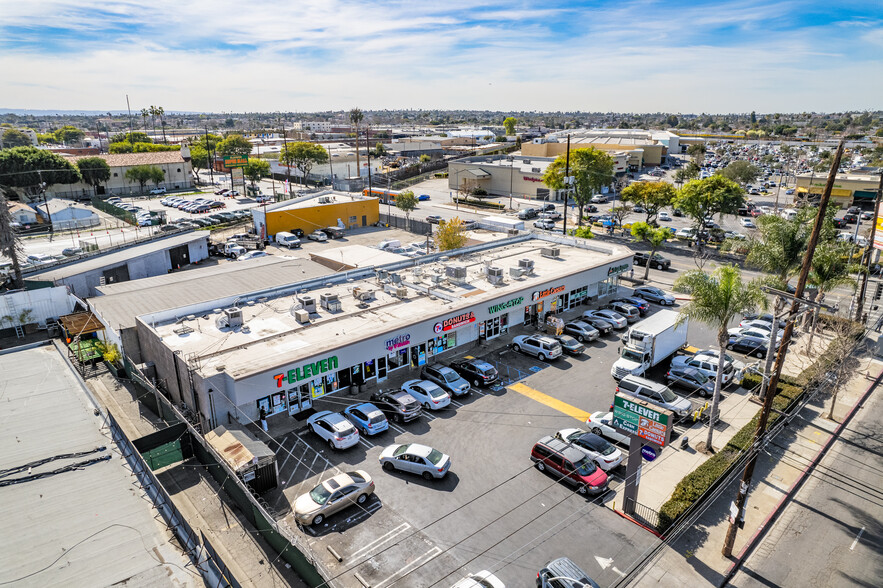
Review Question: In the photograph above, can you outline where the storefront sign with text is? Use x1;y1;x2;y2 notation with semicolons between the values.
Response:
385;334;411;351
434;311;476;333
531;285;565;302
488;296;524;314
273;356;339;387
608;263;630;276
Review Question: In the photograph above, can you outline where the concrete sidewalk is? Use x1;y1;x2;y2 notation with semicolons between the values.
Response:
627;338;881;587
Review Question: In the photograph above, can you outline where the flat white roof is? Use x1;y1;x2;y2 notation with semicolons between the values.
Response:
148;236;631;381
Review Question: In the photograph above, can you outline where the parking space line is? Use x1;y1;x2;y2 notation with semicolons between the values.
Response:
509;382;592;422
374;546;443;588
450;400;464;408
349;522;411;559
389;422;407;435
359;437;374;449
277;436;295;471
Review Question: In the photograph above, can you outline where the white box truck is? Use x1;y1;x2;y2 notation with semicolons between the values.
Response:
478;215;525;232
610;309;688;379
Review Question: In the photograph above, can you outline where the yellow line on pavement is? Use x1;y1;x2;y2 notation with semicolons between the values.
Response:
509;382;591;422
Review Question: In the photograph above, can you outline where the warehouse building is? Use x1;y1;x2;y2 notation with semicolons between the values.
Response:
521;129;677;167
251;190;379;238
133;234;633;431
795;172;882;208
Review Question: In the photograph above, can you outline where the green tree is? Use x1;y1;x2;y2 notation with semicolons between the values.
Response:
190;133;222;152
1;129;33;149
666;115;680;127
434;217;468;251
189;144;210;173
620;181;677;223
567;226;595;239
374;142;387;156
395;190;418;229
805;241;861;351
673;176;744;238
76;157;111;195
156;106;167;144
53;125;85;145
0;189;24;288
125;164;164;193
717;160;761;186
109;142;134;154
630;222;670;280
687;144;707;165
745;208;813;287
0;147;81;201
674;266;767;450
503;117;517;135
243;159;270;188
419;154;431;163
282;142;329;185
350;108;364;177
36;132;57;144
674;162;700;186
141;108;150;132
216;134;253;158
542;147;614;226
110;131;151;144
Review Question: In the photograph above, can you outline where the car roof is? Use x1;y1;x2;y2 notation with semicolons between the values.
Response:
402;443;433;458
349;402;382;416
323;472;358;492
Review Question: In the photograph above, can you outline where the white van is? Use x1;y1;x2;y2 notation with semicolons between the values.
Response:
275;231;302;249
377;239;401;251
780;208;798;220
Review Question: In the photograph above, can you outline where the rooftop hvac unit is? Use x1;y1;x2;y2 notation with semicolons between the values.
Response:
508;229;520;236
376;269;389;282
532;167;541;173
488;274;505;286
396;287;408;298
541;247;560;258
445;265;467;279
523;159;531;164
389;272;402;284
486;266;503;277
320;292;341;312
519;258;535;271
353;287;374;301
510;266;525;278
297;294;317;313
294;309;310;324
429;274;444;285
224;307;243;329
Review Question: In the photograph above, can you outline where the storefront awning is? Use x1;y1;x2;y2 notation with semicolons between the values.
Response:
463;168;491;178
58;312;104;336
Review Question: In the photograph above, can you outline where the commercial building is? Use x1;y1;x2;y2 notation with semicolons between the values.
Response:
133;234;633;431
25;231;210;297
6;201;38;225
251;190;379;238
447;154;627;201
34;199;100;230
795;172;882;207
521;129;678;168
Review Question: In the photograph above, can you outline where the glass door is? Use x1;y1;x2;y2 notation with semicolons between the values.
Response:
377;356;388;382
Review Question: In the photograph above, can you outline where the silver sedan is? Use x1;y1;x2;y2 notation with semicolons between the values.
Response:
379;443;451;480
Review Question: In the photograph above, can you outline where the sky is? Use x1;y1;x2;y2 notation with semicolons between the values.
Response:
1;0;881;114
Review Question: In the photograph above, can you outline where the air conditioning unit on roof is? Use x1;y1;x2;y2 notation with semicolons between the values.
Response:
224;307;243;328
541;247;560;258
297;294;316;313
519;258;535;271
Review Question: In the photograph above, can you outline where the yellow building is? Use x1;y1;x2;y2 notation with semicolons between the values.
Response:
795;173;881;208
252;191;379;237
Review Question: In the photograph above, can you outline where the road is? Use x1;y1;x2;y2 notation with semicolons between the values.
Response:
730;389;883;587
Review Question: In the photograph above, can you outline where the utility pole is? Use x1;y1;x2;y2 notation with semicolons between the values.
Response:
563;134;571;235
366;123;372;204
722;140;845;557
279;117;290;194
125;94;134;141
854;172;883;322
204;125;214;186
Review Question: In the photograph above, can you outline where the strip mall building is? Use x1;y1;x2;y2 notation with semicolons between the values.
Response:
134;234;632;431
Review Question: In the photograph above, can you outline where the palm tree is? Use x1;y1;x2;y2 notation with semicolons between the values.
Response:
350;108;363;178
140;108;150;133
805;241;861;353
148;105;158;142
674;266;767;451
156;106;167;144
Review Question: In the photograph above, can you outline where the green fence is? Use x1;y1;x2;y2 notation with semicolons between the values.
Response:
91;196;135;225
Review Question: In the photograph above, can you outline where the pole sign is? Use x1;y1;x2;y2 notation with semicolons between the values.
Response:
641;445;658;461
612;394;673;448
224;156;249;168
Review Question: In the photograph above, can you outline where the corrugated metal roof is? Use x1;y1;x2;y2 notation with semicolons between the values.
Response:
89;255;333;329
65;151;185;167
26;231;210;281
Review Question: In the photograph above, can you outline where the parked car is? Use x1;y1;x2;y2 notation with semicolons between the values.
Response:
275;231;302;249
306;411;359;450
530;436;608;496
671;353;740;385
861;211;874;221
343;403;389;436
321;226;345;239
512;335;562;361
426;215;443;224
61;247;83;257
518;208;539;220
461;220;478;230
533;219;557;230
741;217;756;228
578;315;614;335
616;375;692;420
583;309;627;329
421;364;471;397
418;194;431;201
450;571;505;588
150;187;167;195
727;332;774;358
611;297;649;316
584;411;630;445
554;429;623;471
537;557;599;588
590;195;608;204
448;358;499;388
605;302;640;323
369;389;422;423
237;250;269;261
665;365;716;398
308;230;328;242
633;252;671;270
539;211;562;221
563;321;600;342
631;286;676;306
401;379;451;410
293;471;374;526
552;334;585;356
214;188;229;195
832;217;847;228
658;211;672;221
379;443;451;480
742;313;786;328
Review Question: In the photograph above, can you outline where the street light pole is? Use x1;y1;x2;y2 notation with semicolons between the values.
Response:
563;134;571;235
854;172;883;322
721;140;845;558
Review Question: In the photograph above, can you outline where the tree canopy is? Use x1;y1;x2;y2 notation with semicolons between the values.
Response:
717;160;761;186
435;217;468;251
189;144;210;172
76;157;111;189
216;134;253;158
244;159;271;187
745;207;814;286
542;147;614;225
111;131;151;144
1;129;33;149
630;222;671;280
503;117;517;135
395;190;418;229
673;176;744;236
282;142;329;183
125;165;164;192
620;181;676;223
0;147;81;200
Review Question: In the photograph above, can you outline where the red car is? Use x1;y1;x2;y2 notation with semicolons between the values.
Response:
530;436;608;495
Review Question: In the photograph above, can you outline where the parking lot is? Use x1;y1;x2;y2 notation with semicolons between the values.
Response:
249;284;756;587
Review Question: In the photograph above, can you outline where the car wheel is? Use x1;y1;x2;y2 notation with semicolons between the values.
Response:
423;402;431;410
726;343;734;350
592;427;603;436
756;350;766;359
536;461;546;472
513;344;521;353
577;335;585;342
383;461;395;472
473;379;481;387
312;514;324;526
357;493;368;504
577;484;588;495
328;439;336;449
538;352;546;361
422;472;434;481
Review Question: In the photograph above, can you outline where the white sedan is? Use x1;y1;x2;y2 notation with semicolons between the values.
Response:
237;250;270;261
740;217;756;228
306;411;360;450
450;570;506;588
401;379;451;410
379;443;451;480
555;428;624;471
658;211;672;222
585;411;630;445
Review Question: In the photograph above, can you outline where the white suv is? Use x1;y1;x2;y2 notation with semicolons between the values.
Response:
512;335;562;361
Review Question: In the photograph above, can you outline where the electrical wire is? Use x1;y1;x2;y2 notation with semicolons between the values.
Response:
0;446;106;479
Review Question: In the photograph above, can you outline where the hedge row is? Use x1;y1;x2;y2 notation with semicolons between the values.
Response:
453;197;505;210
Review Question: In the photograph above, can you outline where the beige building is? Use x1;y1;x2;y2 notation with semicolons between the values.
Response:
521;129;678;167
795;172;882;208
48;151;194;199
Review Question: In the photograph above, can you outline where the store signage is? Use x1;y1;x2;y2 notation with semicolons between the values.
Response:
523;176;543;183
488;296;524;314
531;285;565;302
224;156;249;168
611;394;672;448
608;263;630;276
273;355;339;388
385;334;411;351
641;446;658;461
433;311;475;333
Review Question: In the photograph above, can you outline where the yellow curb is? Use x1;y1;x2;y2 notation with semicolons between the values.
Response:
508;382;592;422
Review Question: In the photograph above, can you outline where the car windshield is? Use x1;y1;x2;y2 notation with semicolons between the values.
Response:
442;371;459;383
426;448;444;465
309;484;332;505
659;387;679;402
574;458;597;476
622;349;644;362
393;444;410;457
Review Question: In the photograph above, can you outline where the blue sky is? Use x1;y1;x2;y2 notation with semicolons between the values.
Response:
1;1;881;113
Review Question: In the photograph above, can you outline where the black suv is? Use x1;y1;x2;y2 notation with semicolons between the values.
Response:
369;390;422;423
517;208;539;220
449;358;499;388
633;252;671;270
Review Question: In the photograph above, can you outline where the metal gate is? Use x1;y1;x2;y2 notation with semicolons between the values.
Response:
169;244;190;269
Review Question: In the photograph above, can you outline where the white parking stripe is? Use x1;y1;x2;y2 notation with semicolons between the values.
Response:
450;400;464;408
374;546;443;588
278;436;295;471
359;437;374;449
349;523;411;559
388;422;407;435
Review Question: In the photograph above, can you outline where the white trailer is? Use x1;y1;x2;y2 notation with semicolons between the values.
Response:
611;309;688;379
478;215;525;232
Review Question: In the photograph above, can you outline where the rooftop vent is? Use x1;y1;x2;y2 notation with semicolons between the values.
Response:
353;286;374;301
319;292;340;311
510;266;525;278
224;307;243;329
445;265;467;279
486;266;503;277
376;269;389;282
294;309;310;324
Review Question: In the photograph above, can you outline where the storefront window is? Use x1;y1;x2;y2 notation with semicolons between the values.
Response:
310;377;326;399
410;343;427;367
257;392;286;416
500;313;509;333
337;367;352;389
351;364;364;385
445;332;457;350
388;348;408;370
324;371;339;393
364;359;376;379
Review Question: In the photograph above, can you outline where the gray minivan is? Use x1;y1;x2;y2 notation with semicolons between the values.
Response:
537;557;599;588
616;375;692;419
